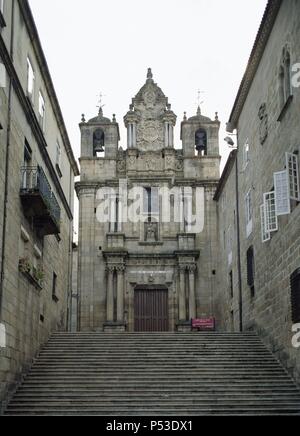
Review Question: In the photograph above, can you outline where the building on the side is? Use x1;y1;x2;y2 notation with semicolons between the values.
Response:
214;0;300;383
76;68;221;333
0;0;79;407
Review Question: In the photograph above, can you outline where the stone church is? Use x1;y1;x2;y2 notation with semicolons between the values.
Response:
76;69;220;332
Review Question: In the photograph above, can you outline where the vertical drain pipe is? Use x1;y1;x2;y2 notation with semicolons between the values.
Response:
0;0;15;320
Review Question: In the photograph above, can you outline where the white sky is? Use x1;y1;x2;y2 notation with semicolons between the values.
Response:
28;0;267;238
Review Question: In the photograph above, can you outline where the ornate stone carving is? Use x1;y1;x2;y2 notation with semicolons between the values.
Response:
258;103;268;145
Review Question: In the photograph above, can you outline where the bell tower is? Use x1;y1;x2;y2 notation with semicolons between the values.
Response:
79;108;120;160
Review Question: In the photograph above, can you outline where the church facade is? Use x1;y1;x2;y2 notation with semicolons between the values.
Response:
76;69;220;332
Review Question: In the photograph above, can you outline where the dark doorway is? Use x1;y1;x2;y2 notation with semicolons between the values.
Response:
134;288;169;332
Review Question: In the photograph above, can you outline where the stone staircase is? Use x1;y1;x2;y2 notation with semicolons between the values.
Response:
4;332;300;416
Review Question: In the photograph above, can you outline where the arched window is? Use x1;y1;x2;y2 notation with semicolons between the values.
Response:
195;129;207;156
93;129;105;157
279;46;292;110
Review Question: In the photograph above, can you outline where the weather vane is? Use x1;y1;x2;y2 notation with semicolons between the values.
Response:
96;92;106;112
197;90;204;108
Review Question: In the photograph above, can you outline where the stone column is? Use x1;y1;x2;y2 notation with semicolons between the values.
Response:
165;122;169;147
179;265;187;321
132;123;136;148
106;266;115;322
188;265;197;320
117;266;125;322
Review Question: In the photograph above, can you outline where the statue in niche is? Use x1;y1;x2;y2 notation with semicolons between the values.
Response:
145;222;157;242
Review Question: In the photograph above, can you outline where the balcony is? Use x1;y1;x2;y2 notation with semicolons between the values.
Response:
20;166;61;237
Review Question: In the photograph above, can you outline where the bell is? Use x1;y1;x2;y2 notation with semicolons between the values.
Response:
94;143;104;153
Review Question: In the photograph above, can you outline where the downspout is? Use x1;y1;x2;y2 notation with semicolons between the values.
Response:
235;133;243;332
0;0;15;320
66;164;73;332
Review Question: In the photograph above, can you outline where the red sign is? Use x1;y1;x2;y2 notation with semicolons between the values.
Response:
192;318;215;331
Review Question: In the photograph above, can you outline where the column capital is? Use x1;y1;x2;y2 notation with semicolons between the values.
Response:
187;264;197;273
106;265;115;274
116;265;126;274
178;264;187;273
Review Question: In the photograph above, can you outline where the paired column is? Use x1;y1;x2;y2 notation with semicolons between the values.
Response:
106;266;115;322
179;265;187;321
188;265;197;320
116;266;125;322
106;264;125;323
178;264;197;322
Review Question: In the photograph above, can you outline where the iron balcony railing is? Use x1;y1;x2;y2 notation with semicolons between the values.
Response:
20;166;61;225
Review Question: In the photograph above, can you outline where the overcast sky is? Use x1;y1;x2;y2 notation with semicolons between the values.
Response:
28;0;267;238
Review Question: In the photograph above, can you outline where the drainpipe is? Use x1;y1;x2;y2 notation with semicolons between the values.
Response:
0;0;15;320
235;133;243;332
66;165;74;332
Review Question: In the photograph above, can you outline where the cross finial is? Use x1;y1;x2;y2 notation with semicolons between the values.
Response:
197;90;204;114
96;92;106;115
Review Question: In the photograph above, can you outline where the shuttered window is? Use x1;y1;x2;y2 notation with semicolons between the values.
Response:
286;153;300;201
263;191;278;233
291;269;300;324
274;170;291;216
260;204;270;243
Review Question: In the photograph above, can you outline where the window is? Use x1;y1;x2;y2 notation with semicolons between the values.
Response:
0;0;4;14
247;246;255;297
143;187;159;219
0;56;5;89
263;191;278;233
229;271;233;299
38;91;45;131
260;204;270;243
52;272;59;302
243;139;250;169
286;152;300;202
56;141;62;177
93;128;105;156
291;269;300;324
195;129;207;156
274;170;291;216
278;46;292;118
227;225;233;266
27;58;35;101
245;190;253;237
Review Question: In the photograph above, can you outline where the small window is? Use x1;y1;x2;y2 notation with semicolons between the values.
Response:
291;269;300;324
247;246;255;297
0;59;5;88
243;139;250;169
278;47;292;117
38;91;46;131
24;139;32;164
93;129;105;156
286;152;300;202
27;58;35;101
52;272;59;303
143;187;159;218
56;141;62;177
245;190;253;237
263;191;278;233
229;271;233;299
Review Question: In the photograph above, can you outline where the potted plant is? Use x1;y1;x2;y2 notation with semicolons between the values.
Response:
19;257;31;274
